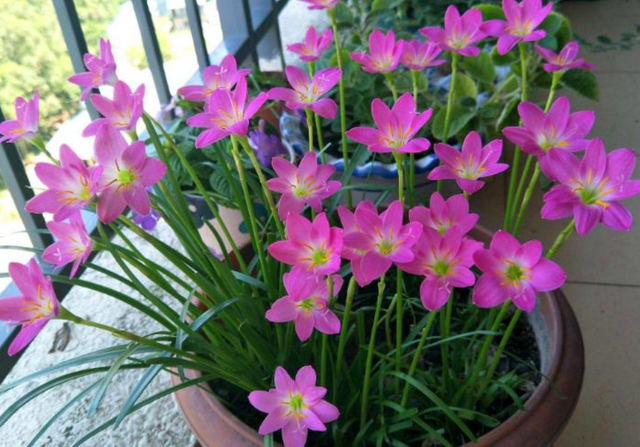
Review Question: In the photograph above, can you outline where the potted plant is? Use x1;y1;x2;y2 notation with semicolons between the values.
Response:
0;1;634;447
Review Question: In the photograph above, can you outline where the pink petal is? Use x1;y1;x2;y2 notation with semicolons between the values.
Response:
346;126;379;146
94;125;126;165
574;204;602;235
312;400;340;423
249;390;280;413
266;297;298;323
282;421;308;447
258;408;289;435
97;186;127;224
472;274;508;308
0;297;29;322
8;319;48;356
530;259;566;291
420;278;450;311
602;202;633;232
310;98;337;119
295;365;317;389
295;315;315;341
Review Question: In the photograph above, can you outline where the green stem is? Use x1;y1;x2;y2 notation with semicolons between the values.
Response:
329;11;352;208
360;274;386;429
463;301;510;401
544;72;562;112
384;73;398;101
394;267;403;396
442;52;459;144
411;70;420;104
320;275;334;387
546;219;575;259
409;70;422;207
476;309;522;401
504;43;529;228
512;163;541;237
237;136;285;237
394;153;405;204
438;52;459;193
229;136;270;291
401;310;438;407
305;108;314;153
506;155;534;232
308;60;325;161
29;135;58;165
335;277;357;380
440;295;453;393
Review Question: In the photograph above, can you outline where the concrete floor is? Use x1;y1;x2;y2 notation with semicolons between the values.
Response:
473;0;640;445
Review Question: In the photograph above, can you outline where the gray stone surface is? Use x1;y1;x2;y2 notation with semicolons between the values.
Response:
0;221;195;447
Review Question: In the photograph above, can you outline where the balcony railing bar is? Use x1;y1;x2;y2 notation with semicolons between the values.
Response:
241;0;260;66
185;0;211;72
52;0;101;120
132;0;173;107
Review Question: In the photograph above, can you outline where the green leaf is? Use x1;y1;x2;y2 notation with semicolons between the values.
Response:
461;52;496;84
475;4;505;20
491;46;518;66
372;0;404;11
562;69;599;101
553;12;574;49
333;2;353;24
390;372;477;442
453;73;478;100
540;13;563;36
431;105;475;141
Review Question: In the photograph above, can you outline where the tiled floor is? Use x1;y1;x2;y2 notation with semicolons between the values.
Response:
477;0;640;445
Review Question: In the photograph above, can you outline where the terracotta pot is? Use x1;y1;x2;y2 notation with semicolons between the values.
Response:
172;227;585;447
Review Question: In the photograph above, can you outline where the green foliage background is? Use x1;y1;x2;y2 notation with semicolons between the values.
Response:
0;0;122;140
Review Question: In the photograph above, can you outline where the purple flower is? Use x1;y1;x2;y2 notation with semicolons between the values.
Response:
267;152;341;220
266;266;343;341
132;209;161;231
400;39;446;71
428;131;508;195
248;365;339;447
287;27;333;62
398;227;482;311
420;6;487;57
482;0;553;55
541;139;640;235
83;81;145;137
502;96;594;179
177;55;250;102
94;125;166;223
535;41;595;73
350;30;404;74
340;201;423;287
346;93;432;154
0;259;59;355
473;230;566;312
26;144;103;222
68;38;118;100
409;192;479;236
0;91;39;144
268;66;341;119
187;76;268;148
248;120;287;167
43;212;92;278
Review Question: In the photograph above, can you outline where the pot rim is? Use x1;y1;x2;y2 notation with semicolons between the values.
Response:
172;226;585;447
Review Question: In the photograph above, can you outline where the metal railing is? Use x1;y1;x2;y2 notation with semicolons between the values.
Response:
0;0;288;380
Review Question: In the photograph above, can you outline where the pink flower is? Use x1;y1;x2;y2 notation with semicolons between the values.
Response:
336;200;377;260
43;212;92;278
298;0;340;10
287;27;333;62
94;125;166;223
248;365;339;447
267;152;341;219
535;41;595;73
25;144;103;222
346;93;432;154
399;227;481;311
177;55;250;102
83;81;145;136
409;192;479;236
541;139;640;235
0;91;39;144
502;96;594;179
267;66;341;119
266;266;343;341
350;30;404;74
400;39;446;70
68;38;118;100
420;6;487;57
473;231;566;312
268;213;343;275
341;201;422;287
428;131;508;195
482;0;553;55
187;76;268;147
0;259;59;355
